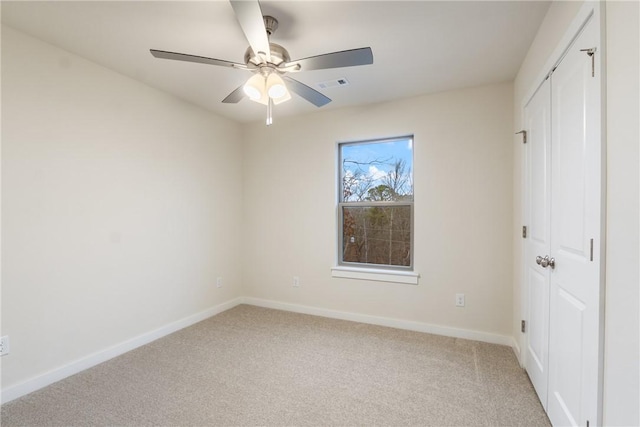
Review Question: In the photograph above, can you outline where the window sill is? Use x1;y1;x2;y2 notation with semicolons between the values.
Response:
331;266;419;285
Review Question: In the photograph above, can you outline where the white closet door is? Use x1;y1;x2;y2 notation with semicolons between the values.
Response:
523;77;552;408
547;15;602;427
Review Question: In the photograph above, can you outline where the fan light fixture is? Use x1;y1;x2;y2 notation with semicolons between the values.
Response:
242;71;291;125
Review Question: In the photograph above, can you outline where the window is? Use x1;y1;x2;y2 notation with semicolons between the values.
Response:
338;136;414;271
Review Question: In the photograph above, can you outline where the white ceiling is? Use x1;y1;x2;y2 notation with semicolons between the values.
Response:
1;1;550;124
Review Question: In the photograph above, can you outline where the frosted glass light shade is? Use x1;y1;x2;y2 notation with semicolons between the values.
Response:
267;73;288;99
243;74;265;100
272;90;291;105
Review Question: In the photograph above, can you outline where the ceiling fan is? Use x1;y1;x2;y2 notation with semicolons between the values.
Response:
150;0;373;125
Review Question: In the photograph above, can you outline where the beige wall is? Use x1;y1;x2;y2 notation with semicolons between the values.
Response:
242;82;514;338
1;27;244;390
513;1;640;425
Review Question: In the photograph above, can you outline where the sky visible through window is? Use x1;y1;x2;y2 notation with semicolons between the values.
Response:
341;137;413;202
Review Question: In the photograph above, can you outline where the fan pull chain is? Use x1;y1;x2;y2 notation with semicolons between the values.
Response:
266;97;273;126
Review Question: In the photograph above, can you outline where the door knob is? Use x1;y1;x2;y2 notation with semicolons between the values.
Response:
535;255;556;269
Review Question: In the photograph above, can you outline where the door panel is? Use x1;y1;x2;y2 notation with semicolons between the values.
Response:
551;287;586;426
554;62;588;258
528;268;548;373
524;77;551;407
547;14;601;427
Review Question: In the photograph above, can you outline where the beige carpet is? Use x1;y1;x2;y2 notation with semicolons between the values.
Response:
1;305;550;426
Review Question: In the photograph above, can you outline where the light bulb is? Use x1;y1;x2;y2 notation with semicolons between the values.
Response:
243;74;265;100
267;73;288;99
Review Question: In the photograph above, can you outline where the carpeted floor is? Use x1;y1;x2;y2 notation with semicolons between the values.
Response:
1;305;551;426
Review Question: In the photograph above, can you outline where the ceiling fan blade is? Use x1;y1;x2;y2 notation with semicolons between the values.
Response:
284;47;373;72
230;0;271;60
150;49;246;69
222;85;246;104
283;76;331;107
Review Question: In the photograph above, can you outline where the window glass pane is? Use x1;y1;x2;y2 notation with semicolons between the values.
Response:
342;205;411;267
341;138;413;202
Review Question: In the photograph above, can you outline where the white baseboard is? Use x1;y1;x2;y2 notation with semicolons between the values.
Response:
0;297;243;404
241;297;514;347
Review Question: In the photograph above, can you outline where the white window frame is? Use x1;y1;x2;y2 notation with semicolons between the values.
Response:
333;136;418;284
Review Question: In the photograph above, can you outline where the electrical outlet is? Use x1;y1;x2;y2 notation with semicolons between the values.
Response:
0;335;10;356
293;276;300;287
455;294;465;307
216;277;223;288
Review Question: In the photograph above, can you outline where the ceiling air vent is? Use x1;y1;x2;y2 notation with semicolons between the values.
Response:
316;78;350;89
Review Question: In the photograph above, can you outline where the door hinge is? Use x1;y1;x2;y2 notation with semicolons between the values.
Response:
515;130;527;144
586;421;589;427
522;226;527;238
521;320;526;333
590;238;594;261
580;47;597;77
546;67;556;80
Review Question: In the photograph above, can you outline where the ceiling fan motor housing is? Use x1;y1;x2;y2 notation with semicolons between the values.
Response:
244;42;291;68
